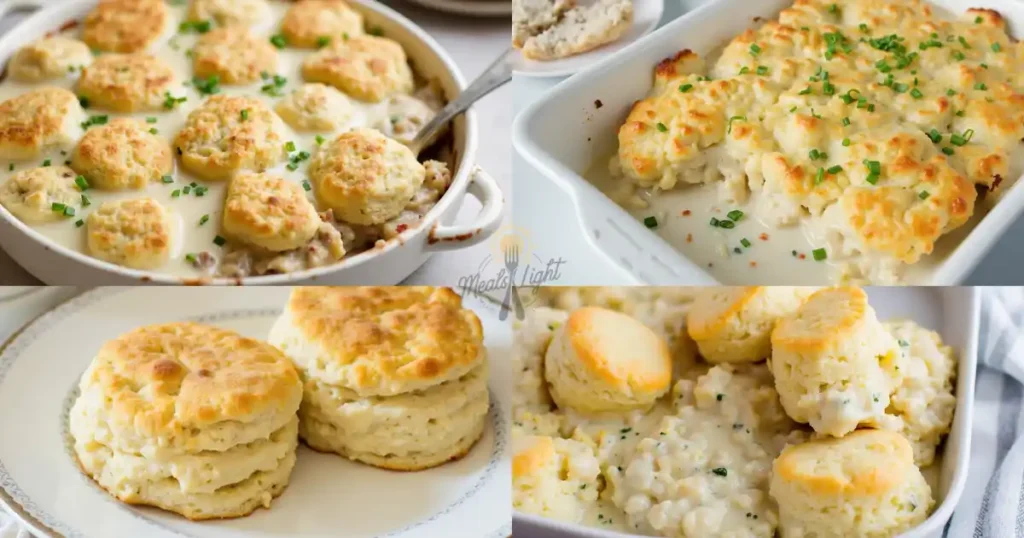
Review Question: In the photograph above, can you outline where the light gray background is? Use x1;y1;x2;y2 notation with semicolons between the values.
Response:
512;0;1024;285
0;0;512;285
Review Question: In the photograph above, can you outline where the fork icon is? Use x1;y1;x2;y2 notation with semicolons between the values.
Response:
499;244;526;321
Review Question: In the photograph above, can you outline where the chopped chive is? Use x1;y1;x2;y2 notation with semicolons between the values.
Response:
828;3;838;13
942;146;955;156
171;189;181;198
63;206;75;217
842;117;851;126
992;42;1002;52
812;248;827;261
302;180;311;191
75;175;89;190
739;66;750;75
956;110;965;117
859;23;869;33
827;165;843;174
756;65;769;76
163;92;187;110
656;122;668;132
710;217;720;227
919;190;930;200
950;129;974;146
749;43;762;57
285;141;296;152
876;59;892;73
270;34;287;48
798;86;812;95
75;219;84;227
910;88;923;99
315;135;326;145
927;129;942;143
679;83;693;93
822;80;835;95
790;106;797;113
161;175;173;183
959;36;971;49
7;164;12;172
947;89;956;96
740;238;751;248
146;117;158;124
842;138;851;146
727;116;746;134
198;214;209;226
727;209;744;221
712;467;728;477
78;97;90;108
51;202;65;213
316;36;331;48
185;253;197;264
41;159;51;167
892;82;909;93
953;50;965;61
149;128;158;135
240;109;249;121
975;15;983;23
975;82;987;91
213;235;226;246
81;194;91;207
814;167;825;184
717;219;735;229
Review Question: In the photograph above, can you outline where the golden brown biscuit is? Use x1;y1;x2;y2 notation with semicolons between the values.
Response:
187;0;271;28
281;0;364;49
76;54;176;113
268;286;484;396
86;197;172;270
71;118;173;191
0;88;85;160
174;95;286;181
274;83;357;132
82;0;168;53
9;36;93;82
192;27;279;85
222;172;321;252
301;34;414;102
309;128;424;225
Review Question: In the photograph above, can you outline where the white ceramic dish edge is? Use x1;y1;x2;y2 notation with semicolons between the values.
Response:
512;286;979;538
0;0;505;286
512;0;1024;285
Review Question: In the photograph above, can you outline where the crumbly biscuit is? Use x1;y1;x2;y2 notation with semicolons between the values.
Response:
9;36;92;82
512;0;575;49
299;362;489;470
192;28;279;85
771;430;933;538
85;198;172;270
187;0;271;28
771;287;903;437
268;286;484;397
70;322;302;453
512;435;601;523
273;83;358;132
222;172;321;252
309;128;424;225
0;166;83;224
82;0;168;53
71;118;173;191
0;87;85;160
544;306;672;414
174;95;286;181
686;287;813;364
281;0;365;49
880;320;957;466
76;54;176;113
301;34;414;102
521;0;633;61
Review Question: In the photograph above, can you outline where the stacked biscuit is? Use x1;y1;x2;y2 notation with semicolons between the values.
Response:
68;323;303;520
269;286;490;470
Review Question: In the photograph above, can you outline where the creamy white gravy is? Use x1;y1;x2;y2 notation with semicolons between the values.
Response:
0;1;438;279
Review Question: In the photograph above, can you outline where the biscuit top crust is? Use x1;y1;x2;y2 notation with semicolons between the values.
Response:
81;322;302;437
512;435;555;478
562;306;672;393
283;286;484;394
771;286;868;351
0;87;81;157
82;0;168;53
773;429;914;496
686;287;762;339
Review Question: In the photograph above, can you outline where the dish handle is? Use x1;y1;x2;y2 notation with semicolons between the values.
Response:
425;166;504;252
0;0;45;20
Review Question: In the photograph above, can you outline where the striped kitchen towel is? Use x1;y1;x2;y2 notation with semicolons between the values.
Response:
945;287;1024;538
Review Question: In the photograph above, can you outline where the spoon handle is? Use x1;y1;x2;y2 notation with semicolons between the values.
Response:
410;48;514;154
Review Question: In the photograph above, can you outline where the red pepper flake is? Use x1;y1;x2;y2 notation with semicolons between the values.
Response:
759;233;769;241
686;233;693;243
395;224;409;233
707;262;714;268
798;253;806;260
749;261;758;267
682;209;692;216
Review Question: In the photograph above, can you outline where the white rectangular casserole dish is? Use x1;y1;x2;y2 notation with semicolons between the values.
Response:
512;0;1024;285
512;286;978;538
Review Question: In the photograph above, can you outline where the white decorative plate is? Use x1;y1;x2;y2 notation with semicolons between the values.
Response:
511;0;664;78
0;288;512;538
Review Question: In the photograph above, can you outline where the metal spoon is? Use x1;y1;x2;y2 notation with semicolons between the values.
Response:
407;47;514;156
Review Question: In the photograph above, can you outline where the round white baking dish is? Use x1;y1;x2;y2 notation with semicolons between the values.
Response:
0;0;504;285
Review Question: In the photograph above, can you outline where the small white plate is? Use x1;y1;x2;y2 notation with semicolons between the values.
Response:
403;0;512;17
0;288;512;538
511;0;664;78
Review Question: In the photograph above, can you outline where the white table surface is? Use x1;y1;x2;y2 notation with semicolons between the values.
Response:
0;0;512;286
512;0;1024;286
